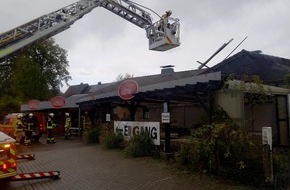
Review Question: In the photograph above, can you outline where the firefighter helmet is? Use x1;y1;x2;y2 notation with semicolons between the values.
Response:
166;10;172;16
29;113;33;117
65;113;70;117
49;113;54;117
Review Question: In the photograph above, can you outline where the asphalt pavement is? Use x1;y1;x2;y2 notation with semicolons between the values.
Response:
0;135;256;190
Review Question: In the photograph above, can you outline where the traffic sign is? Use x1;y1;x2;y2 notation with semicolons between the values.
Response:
161;112;170;123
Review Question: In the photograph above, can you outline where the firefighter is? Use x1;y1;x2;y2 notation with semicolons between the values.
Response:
159;10;172;31
24;113;34;145
64;112;71;139
47;113;56;143
14;113;24;146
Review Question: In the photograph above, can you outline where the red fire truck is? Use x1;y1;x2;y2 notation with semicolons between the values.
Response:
0;132;17;179
0;132;59;181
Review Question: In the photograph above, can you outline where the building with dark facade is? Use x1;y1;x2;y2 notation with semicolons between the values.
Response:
21;49;290;147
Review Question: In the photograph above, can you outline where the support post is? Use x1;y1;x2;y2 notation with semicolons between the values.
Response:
263;144;273;182
129;100;139;121
262;127;273;182
78;107;81;138
163;102;170;153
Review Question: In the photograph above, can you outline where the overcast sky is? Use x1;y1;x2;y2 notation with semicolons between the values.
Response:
1;0;290;92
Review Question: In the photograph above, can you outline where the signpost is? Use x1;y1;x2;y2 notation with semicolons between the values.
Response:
114;121;160;145
163;101;170;153
28;100;40;110
118;80;138;100
50;96;66;108
262;126;273;182
262;127;272;150
106;114;111;122
161;113;170;123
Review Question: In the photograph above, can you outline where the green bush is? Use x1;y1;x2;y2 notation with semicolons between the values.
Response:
174;106;266;187
125;131;153;157
87;127;100;144
273;150;289;173
103;131;124;149
175;141;192;168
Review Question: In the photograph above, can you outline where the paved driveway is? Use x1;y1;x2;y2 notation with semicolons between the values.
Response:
1;136;255;190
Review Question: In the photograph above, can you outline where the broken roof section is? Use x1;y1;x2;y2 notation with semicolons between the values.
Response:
208;49;290;86
20;49;290;111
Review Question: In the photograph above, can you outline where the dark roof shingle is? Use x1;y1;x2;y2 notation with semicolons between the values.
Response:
208;49;290;84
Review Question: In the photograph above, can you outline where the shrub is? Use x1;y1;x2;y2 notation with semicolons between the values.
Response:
103;131;124;149
87;127;100;144
273;150;290;178
99;124;114;144
174;106;266;186
125;131;153;157
175;141;192;168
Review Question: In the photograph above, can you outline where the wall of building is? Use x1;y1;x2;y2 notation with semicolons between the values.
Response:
217;89;245;127
128;104;206;129
217;86;289;146
244;102;278;144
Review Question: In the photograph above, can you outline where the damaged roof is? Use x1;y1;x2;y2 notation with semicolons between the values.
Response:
20;49;290;111
207;49;290;85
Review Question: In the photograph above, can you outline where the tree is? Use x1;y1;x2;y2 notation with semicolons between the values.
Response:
0;38;71;117
11;55;49;101
0;95;20;119
21;38;71;95
0;61;13;98
115;73;134;82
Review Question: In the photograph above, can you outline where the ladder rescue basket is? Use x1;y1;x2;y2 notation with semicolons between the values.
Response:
147;17;180;51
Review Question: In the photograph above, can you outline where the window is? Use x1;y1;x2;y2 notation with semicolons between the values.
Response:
0;145;10;161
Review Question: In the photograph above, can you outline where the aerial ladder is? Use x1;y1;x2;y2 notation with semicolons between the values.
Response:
0;0;180;62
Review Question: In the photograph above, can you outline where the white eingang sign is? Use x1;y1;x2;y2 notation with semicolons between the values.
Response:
114;121;160;145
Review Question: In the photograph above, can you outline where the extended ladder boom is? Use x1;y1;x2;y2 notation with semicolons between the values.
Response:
0;0;180;62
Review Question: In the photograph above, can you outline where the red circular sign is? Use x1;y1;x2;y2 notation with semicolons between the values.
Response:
28;99;40;110
118;80;139;100
50;96;66;108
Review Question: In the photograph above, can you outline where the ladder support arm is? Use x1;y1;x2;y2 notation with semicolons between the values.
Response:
0;0;180;62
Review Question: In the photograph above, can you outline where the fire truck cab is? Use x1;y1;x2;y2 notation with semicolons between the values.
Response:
0;132;17;179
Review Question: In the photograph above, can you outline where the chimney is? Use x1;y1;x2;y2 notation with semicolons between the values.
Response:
161;65;174;75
